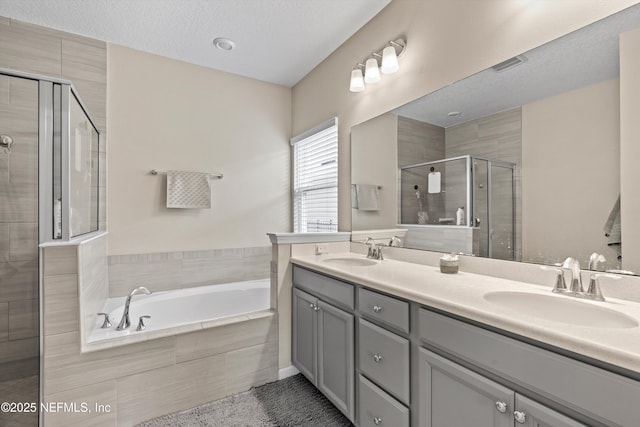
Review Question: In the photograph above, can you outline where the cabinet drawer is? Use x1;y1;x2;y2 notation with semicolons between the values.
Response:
359;287;409;333
358;374;409;427
358;318;410;404
418;308;640;427
293;266;354;310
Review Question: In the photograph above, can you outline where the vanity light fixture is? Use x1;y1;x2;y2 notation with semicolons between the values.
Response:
365;57;381;83
349;38;406;92
349;65;366;92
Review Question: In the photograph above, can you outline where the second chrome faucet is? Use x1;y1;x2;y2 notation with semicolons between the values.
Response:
543;256;619;301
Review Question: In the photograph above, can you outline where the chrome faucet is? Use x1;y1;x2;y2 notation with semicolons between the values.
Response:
554;256;620;301
363;237;383;260
588;252;606;271
117;286;152;331
389;235;402;247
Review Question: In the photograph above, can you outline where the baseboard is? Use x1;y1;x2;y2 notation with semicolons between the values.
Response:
278;365;300;380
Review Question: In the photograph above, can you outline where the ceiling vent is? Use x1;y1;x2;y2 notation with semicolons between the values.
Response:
492;55;528;72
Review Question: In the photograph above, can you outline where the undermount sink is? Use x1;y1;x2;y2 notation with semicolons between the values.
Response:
322;257;377;267
483;291;639;329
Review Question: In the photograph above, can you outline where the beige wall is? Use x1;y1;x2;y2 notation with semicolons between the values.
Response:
351;112;397;230
292;0;639;232
620;28;640;273
107;45;292;255
522;79;620;267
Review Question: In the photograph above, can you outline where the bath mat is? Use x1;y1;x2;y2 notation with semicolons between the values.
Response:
137;374;353;427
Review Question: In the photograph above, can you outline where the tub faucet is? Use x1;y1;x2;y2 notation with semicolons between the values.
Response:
116;286;152;331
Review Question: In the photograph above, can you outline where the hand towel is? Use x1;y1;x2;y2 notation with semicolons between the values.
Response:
166;170;211;209
355;184;380;211
351;184;359;209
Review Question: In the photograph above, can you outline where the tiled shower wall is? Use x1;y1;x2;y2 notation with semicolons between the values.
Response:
0;15;108;228
108;246;272;297
397;116;445;225
0;11;106;387
0;75;39;379
446;107;522;260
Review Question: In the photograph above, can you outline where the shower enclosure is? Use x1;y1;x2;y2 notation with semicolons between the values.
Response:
0;68;99;426
400;155;516;260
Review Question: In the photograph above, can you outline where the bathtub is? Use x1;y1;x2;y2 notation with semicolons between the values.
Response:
87;279;271;347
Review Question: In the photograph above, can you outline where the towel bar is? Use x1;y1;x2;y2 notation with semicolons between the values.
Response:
150;169;223;179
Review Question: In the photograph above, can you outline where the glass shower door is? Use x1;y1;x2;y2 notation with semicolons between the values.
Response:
0;74;40;427
490;163;515;260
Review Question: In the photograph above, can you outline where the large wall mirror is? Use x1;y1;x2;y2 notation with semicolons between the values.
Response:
351;4;640;274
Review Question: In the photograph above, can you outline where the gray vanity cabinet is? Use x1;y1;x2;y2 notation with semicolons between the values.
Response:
292;284;355;421
418;348;586;427
292;288;317;381
419;348;514;427
515;395;587;427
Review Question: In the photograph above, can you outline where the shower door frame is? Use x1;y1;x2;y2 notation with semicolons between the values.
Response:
471;157;517;260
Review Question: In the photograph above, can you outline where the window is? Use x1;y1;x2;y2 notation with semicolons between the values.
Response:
292;117;338;233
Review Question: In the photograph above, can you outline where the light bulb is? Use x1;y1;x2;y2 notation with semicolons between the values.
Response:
381;45;399;74
364;58;381;84
349;68;365;92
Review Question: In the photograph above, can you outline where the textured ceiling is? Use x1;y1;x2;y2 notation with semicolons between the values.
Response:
395;3;640;128
0;0;391;87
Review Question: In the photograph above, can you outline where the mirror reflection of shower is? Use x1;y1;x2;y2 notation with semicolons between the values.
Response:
400;155;516;260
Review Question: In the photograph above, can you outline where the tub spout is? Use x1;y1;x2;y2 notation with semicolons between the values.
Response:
116;286;152;331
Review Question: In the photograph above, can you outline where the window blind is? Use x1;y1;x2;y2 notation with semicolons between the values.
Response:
292;118;338;233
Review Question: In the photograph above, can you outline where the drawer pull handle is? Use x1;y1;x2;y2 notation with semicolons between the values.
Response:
373;354;383;363
495;401;507;413
514;411;526;424
373;416;382;425
373;305;382;313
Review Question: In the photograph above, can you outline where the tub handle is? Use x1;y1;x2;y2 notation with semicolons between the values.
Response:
136;315;151;332
97;313;111;329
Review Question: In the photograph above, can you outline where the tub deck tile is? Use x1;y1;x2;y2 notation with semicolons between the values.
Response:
176;313;277;363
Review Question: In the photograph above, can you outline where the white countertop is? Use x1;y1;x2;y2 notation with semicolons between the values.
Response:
291;252;640;375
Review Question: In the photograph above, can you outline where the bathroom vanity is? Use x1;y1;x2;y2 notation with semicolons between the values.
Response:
290;254;640;427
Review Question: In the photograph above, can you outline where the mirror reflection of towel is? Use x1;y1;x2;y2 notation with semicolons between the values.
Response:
604;194;621;247
353;184;380;211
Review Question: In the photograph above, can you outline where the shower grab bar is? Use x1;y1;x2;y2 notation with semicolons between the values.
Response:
150;169;223;179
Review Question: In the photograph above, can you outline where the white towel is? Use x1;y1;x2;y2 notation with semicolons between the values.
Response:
166;170;211;209
355;184;380;211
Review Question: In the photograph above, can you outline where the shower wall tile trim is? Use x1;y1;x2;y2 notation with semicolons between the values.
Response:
108;246;272;297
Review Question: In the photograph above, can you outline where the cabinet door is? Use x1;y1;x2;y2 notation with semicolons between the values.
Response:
317;299;355;421
419;348;514;427
292;288;317;383
515;395;587;427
